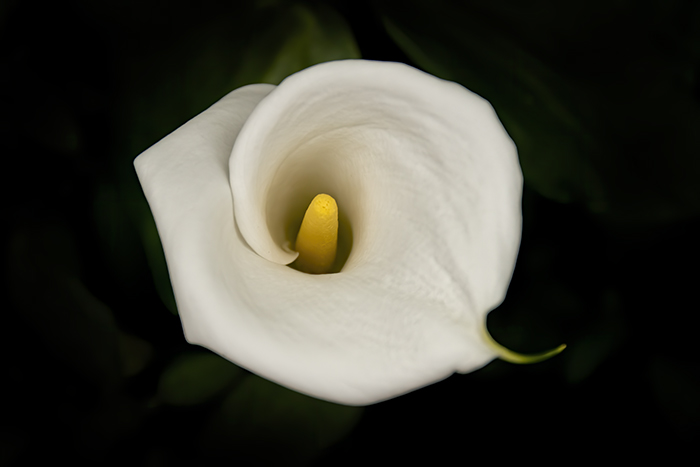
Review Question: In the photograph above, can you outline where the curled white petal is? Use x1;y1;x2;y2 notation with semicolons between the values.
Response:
135;60;522;405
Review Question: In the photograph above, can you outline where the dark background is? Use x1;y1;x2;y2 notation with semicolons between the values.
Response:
3;0;699;464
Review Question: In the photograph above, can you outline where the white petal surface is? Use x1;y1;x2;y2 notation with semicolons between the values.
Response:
135;60;522;405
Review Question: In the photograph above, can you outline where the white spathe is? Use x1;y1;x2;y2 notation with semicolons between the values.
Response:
134;60;523;406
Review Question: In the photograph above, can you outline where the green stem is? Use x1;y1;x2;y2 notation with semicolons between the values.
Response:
482;324;566;364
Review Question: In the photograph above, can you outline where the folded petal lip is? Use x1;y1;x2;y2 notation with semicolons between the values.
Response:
135;59;523;405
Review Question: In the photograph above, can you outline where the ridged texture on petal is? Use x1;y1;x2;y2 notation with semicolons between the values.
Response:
135;60;522;405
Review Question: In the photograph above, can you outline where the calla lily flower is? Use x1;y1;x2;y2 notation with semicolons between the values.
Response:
134;60;563;406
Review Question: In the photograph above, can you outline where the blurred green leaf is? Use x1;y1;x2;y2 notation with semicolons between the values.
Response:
158;352;243;406
201;374;363;464
233;2;362;86
118;332;154;377
381;1;607;210
379;0;700;223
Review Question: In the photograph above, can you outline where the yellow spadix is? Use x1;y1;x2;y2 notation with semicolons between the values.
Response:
293;194;338;274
